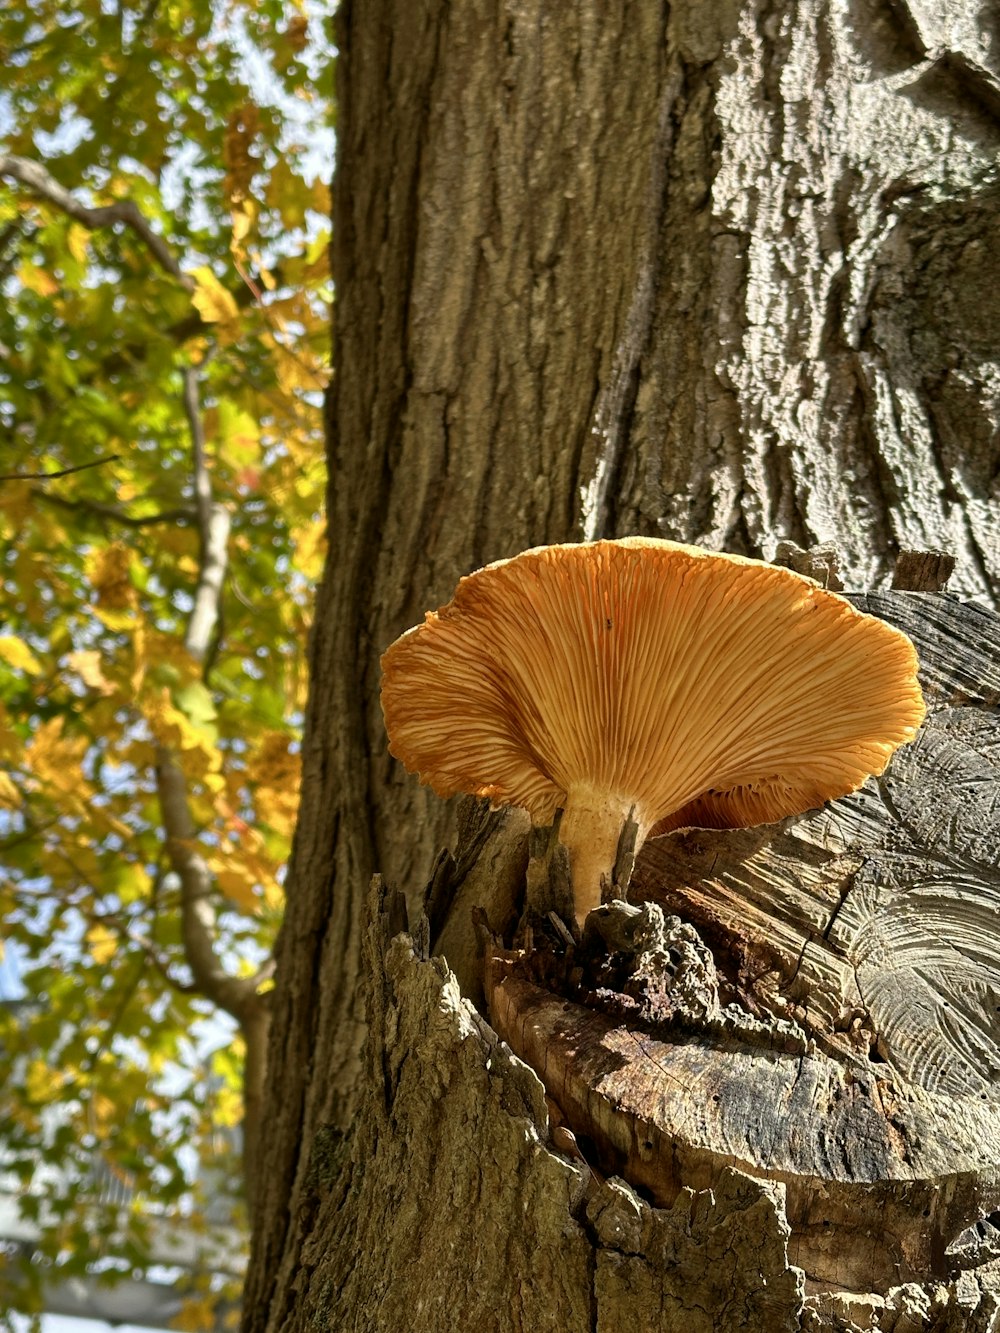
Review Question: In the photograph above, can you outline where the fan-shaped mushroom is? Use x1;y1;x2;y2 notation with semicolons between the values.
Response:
380;539;926;923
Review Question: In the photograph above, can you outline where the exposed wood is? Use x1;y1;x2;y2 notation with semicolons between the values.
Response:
261;586;1000;1327
630;590;1000;1091
772;541;845;590
480;590;1000;1295
280;876;1000;1332
287;878;810;1333
892;549;957;593
486;949;1000;1290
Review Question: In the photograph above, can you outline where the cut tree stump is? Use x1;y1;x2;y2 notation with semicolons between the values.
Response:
484;590;1000;1298
307;590;1000;1331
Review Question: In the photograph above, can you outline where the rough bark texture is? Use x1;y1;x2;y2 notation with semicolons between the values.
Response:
245;0;1000;1329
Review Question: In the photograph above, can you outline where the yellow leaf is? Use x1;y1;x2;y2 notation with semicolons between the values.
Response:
17;262;58;297
0;771;20;807
265;158;308;229
293;518;326;582
173;1294;220;1333
0;635;42;675
67;224;90;264
213;1082;243;1128
24;717;91;806
89;1092;117;1131
88;803;134;841
0;476;35;538
310;179;331;214
230;202;256;253
120;737;157;769
26;1059;65;1103
185;335;211;364
190;266;240;341
86;542;136;610
115;862;150;905
212;866;258;911
145;688;220;779
217;400;260;467
67;649;115;695
86;924;118;965
250;732;300;837
267;338;325;394
92;605;138;632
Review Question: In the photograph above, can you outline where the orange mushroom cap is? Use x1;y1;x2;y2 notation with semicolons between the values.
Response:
380;539;926;922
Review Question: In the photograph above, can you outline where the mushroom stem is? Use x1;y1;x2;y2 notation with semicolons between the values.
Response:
558;787;649;924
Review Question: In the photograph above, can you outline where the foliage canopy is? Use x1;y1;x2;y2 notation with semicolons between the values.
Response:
0;0;332;1320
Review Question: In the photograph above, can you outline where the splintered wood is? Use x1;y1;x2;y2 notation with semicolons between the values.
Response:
483;591;1000;1294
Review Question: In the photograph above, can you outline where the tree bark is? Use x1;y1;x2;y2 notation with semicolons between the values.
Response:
244;1;1000;1328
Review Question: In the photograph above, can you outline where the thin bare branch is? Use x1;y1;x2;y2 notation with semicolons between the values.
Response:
0;453;120;483
154;753;258;1020
0;154;194;291
157;361;268;1208
156;362;255;1017
182;365;231;662
37;490;197;528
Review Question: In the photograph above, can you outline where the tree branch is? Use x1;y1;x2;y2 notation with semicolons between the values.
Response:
36;490;197;528
249;956;277;991
156;364;241;1012
182;365;231;662
153;754;258;1019
0;453;120;483
154;742;271;1211
0;153;194;291
156;361;270;1206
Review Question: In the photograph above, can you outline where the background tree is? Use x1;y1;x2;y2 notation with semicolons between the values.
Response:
0;0;331;1321
244;0;1000;1329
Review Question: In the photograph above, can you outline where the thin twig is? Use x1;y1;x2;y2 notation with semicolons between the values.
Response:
44;851;199;999
0;453;120;483
0;154;194;291
37;490;197;528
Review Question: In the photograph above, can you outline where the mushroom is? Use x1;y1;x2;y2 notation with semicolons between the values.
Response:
380;539;926;924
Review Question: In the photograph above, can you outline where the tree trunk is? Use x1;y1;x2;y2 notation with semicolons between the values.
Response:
243;1;1000;1329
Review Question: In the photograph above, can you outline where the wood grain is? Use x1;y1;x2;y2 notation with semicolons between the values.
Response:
486;591;1000;1290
